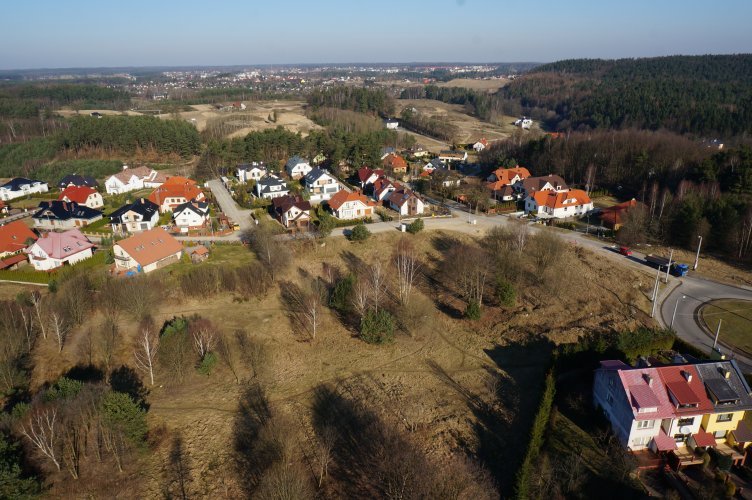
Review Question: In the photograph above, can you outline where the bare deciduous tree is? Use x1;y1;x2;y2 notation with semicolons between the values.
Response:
368;260;386;313
20;407;61;471
351;275;370;317
393;238;422;306
280;280;326;340
49;311;68;353
30;291;47;340
190;317;217;359
134;316;160;386
315;425;337;487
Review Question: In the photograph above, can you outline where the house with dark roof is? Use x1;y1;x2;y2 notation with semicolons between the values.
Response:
271;195;311;229
26;229;94;271
515;174;568;198
285;156;312;179
58;174;98;189
113;227;183;274
0;178;49;201
32;201;103;230
255;174;290;200
387;189;425;216
0;220;37;259
109;198;160;234
236;162;267;183
173;201;210;230
303;168;341;204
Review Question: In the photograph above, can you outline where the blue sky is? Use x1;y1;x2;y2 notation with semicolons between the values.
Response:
1;0;751;69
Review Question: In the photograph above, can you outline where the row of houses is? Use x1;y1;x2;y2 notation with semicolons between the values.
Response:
594;357;752;466
485;166;594;219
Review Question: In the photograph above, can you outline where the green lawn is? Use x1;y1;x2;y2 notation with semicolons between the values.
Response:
165;243;255;276
701;300;752;353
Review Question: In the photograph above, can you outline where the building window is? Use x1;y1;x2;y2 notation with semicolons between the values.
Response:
714;430;727;439
636;420;654;430
674;434;687;443
632;436;648;447
717;413;734;423
677;417;695;427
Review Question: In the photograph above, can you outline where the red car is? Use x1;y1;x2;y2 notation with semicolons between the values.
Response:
619;246;633;256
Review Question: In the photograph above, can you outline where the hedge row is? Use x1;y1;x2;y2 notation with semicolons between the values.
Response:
514;369;556;499
0;250;108;285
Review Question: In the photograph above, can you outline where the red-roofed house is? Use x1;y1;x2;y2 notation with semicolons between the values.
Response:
58;186;104;209
327;190;376;220
0;220;38;259
371;177;398;202
525;189;593;218
382;153;408;175
26;229;94;271
148;176;205;213
356;167;385;188
472;138;489;152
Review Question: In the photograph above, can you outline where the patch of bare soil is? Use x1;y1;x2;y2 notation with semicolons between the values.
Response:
435;78;510;92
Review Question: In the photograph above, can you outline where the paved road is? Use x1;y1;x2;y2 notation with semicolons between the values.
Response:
206;179;253;232
661;276;752;371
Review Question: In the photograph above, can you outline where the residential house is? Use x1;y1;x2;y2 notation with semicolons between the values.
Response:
58;174;98;189
173;201;210;230
148;176;205;213
190;245;210;263
0;220;37;259
438;150;468;164
424;158;444;172
514;117;533;129
285;156;313;179
113;227;183;273
271;195;312;229
328;190;376;220
104;165;166;195
255;174;290;200
380;147;396;160
26;229;94;271
525;189;592;218
600;199;645;230
0;178;49;201
384;118;399;130
515;174;569;198
371;177;398;202
486;166;531;185
237;162;267;183
387;189;425;216
109;198;160;234
58;186;104;209
303;168;341;204
382;153;408;175
32;201;103;230
432;167;462;188
356;167;386;188
410;144;429;158
594;358;752;464
473;138;489;152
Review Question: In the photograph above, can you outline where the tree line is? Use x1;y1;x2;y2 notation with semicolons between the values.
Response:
500;54;752;136
307;86;395;117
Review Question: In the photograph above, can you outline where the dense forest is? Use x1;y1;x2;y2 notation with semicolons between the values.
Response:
481;130;752;261
307;86;395;117
501;55;752;136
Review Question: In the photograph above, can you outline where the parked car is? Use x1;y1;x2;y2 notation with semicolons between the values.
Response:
619;246;633;256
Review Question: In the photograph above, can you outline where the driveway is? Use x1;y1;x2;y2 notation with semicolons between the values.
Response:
206;179;253;232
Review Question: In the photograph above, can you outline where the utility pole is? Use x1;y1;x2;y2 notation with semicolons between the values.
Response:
694;235;703;270
670;295;685;330
665;248;673;283
713;319;722;349
650;267;661;318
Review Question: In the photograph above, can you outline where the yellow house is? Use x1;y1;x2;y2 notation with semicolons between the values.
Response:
701;411;745;441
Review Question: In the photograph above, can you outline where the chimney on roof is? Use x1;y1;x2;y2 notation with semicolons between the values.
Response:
682;370;692;382
721;367;731;379
637;356;651;368
122;165;129;171
643;373;653;386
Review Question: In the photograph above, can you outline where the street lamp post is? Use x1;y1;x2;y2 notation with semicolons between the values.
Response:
665;248;674;283
650;266;661;318
713;319;723;350
694;235;703;271
670;295;686;330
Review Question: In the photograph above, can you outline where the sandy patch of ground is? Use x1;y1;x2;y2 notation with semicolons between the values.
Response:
56;109;143;117
435;78;510;92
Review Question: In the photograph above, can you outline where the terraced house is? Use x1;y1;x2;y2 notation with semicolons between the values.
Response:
594;358;752;467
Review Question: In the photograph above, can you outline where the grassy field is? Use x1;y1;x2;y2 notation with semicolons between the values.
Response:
435;78;510;92
701;299;752;353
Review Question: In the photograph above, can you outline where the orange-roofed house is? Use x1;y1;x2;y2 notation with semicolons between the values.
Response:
472;138;489;152
600;199;646;230
486;166;531;201
113;227;183;273
382;153;408;175
525;189;593;219
0;220;37;259
58;185;104;209
148;176;205;213
327;190;376;220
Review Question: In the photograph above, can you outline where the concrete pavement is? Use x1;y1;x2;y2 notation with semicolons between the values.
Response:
206;179;253;231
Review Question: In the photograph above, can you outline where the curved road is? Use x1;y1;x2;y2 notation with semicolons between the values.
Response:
661;276;752;371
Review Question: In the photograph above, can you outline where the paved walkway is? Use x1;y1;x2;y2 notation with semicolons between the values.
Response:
206;179;253;232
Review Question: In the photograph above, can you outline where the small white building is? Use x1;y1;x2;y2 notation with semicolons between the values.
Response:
58;186;104;209
173;201;210;230
472;138;489;152
237;162;267;183
0;178;49;201
387;189;425;217
26;229;94;271
384;119;399;130
514;117;533;129
285;156;313;180
104;165;166;195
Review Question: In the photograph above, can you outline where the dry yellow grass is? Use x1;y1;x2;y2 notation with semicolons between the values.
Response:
435;78;510;92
